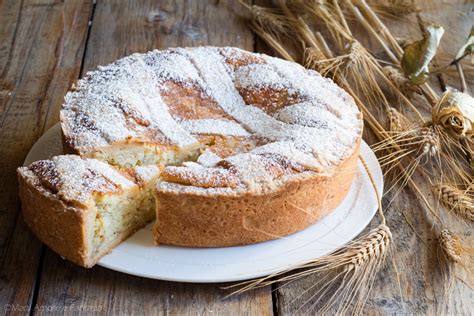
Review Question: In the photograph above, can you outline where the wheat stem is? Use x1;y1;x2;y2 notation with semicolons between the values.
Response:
353;0;439;104
345;0;399;63
360;155;385;224
334;0;352;35
251;23;295;61
364;54;425;121
353;0;403;56
454;62;469;93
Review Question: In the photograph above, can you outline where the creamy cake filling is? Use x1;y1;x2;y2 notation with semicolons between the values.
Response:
91;186;155;259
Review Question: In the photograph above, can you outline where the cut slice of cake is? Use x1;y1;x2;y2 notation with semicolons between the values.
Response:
17;155;159;267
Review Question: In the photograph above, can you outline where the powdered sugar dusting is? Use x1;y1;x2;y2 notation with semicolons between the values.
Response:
196;149;222;167
184;47;359;167
27;155;136;204
62;51;199;151
163;164;239;188
251;141;322;171
262;55;360;128
60;46;362;194
143;49;202;83
180;119;250;137
234;63;293;92
224;153;274;191
133;165;160;183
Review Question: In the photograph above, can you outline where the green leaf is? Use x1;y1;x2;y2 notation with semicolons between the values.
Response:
454;26;474;64
401;25;445;85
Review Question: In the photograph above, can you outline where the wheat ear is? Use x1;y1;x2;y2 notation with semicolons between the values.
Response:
439;229;462;263
436;184;474;222
387;107;411;132
382;66;422;96
241;2;293;39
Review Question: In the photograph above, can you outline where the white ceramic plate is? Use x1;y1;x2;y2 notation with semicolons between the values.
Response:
24;123;383;283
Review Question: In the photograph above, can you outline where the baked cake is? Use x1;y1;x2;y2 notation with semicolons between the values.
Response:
18;47;362;267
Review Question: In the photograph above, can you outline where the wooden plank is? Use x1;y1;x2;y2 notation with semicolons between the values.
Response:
34;1;273;315
81;0;254;71
0;0;93;312
35;253;272;315
271;1;474;315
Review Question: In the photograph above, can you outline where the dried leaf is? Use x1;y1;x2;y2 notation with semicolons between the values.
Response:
432;91;474;138
454;26;474;64
401;25;445;84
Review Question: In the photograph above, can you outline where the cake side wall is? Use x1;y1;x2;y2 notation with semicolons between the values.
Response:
17;172;94;267
153;141;361;247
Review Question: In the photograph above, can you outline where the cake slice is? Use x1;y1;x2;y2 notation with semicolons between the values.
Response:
17;155;159;267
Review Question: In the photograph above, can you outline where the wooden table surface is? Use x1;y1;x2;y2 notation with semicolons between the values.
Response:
0;0;472;315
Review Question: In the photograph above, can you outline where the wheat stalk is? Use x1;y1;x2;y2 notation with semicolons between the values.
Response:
436;227;474;311
241;2;293;40
345;1;399;63
224;224;392;314
306;2;427;121
304;47;330;72
250;23;295;62
306;32;443;222
300;0;352;50
223;153;393;314
436;184;474;222
374;126;439;161
418;126;440;158
383;66;422;96
439;229;462;263
370;0;419;17
387;107;411;132
314;40;394;114
345;224;391;269
351;0;440;104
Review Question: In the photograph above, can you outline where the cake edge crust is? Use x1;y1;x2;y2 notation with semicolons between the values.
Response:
18;169;94;267
153;137;361;247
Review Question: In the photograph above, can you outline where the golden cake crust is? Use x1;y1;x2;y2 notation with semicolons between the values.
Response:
18;166;93;267
154;142;360;247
